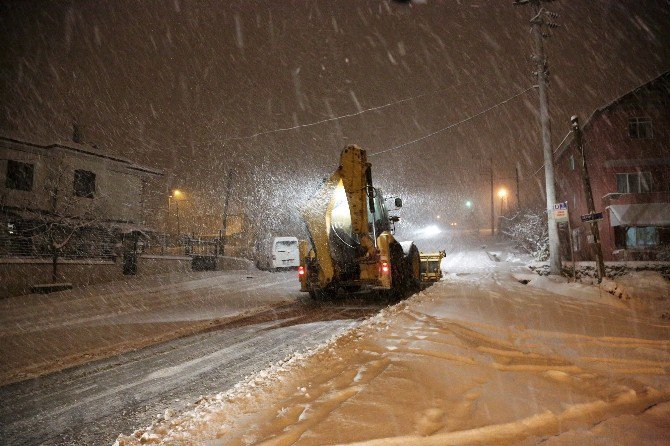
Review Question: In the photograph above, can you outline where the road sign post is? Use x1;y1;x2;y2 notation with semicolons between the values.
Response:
554;202;575;280
580;212;603;223
572;116;606;282
553;202;569;223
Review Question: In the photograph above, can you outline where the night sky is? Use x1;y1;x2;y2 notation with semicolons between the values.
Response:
1;0;669;237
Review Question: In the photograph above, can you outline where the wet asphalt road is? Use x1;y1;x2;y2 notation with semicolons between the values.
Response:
0;293;391;446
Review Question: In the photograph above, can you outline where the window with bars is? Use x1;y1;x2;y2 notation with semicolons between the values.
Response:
73;169;96;198
5;160;34;191
628;117;653;139
615;172;651;193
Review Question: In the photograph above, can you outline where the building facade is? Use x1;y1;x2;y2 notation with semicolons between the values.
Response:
555;72;670;261
0;136;163;258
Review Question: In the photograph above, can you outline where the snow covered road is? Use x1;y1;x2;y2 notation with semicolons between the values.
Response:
115;240;670;445
0;270;299;385
0;285;385;446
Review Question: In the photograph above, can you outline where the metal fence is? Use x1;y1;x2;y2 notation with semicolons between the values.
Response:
0;219;116;259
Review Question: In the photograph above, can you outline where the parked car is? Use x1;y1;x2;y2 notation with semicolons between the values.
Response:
255;236;300;270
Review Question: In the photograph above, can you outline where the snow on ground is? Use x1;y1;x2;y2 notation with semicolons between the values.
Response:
0;269;298;385
115;238;670;445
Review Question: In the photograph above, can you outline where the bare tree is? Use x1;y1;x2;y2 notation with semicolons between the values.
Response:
24;154;107;283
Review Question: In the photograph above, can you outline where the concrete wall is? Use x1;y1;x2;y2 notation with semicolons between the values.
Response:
0;255;195;298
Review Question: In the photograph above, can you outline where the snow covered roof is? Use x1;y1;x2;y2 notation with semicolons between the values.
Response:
0;135;164;176
555;70;670;160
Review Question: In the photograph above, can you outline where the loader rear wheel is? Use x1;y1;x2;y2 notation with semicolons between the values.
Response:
404;243;421;290
390;243;406;296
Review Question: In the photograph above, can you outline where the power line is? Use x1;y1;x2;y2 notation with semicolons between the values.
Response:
369;85;538;157
526;130;572;181
221;84;473;142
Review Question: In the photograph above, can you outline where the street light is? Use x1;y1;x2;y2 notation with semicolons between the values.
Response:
498;188;508;215
465;200;472;208
169;189;185;238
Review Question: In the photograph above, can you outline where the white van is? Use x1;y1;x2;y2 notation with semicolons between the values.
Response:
256;236;300;270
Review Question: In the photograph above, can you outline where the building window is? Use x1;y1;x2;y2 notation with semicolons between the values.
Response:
73;169;96;198
626;226;658;247
628;117;653;139
568;154;575;171
615;172;651;193
5;160;34;191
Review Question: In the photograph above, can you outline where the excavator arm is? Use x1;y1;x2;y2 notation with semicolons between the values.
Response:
300;145;377;289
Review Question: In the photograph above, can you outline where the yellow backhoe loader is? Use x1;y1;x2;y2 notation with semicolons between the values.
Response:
298;144;442;299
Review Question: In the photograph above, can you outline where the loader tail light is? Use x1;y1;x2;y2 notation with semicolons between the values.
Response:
380;261;390;274
298;265;305;277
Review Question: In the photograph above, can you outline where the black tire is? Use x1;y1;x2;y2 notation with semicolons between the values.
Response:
389;243;407;296
404;243;421;290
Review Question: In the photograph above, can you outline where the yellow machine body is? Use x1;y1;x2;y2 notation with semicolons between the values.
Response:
300;145;425;297
419;250;446;282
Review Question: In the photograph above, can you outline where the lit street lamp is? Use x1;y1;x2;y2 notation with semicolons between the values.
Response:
169;189;185;238
497;188;508;214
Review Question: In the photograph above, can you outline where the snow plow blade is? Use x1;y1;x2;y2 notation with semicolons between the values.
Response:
419;251;445;282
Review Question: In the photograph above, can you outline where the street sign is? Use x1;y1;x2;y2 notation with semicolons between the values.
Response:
580;212;603;223
553;202;569;223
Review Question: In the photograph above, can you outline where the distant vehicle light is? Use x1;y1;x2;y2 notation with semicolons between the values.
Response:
380;261;390;274
418;225;441;237
298;265;305;276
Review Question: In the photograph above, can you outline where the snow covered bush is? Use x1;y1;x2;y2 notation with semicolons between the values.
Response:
501;208;549;261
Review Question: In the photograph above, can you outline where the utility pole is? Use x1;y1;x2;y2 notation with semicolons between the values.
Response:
490;157;495;237
220;169;234;256
176;200;180;238
515;0;562;275
515;165;521;209
571;116;606;281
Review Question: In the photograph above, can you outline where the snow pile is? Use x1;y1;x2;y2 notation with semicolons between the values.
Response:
528;261;670;280
600;271;670;318
512;273;614;303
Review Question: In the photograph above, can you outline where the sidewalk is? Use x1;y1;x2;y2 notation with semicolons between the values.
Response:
117;250;670;445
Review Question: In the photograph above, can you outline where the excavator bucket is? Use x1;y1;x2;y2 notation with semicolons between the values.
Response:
419;251;445;282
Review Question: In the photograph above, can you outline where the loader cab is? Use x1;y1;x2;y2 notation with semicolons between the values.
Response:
368;188;391;236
